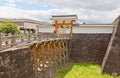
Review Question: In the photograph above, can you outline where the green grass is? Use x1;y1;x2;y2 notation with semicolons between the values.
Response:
53;63;73;78
54;63;120;78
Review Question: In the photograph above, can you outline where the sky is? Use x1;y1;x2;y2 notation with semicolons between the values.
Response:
0;0;120;24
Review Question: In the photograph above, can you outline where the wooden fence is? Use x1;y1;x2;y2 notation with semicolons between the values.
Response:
0;33;70;51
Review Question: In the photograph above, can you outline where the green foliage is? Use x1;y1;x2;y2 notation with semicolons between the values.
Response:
0;20;21;34
54;63;120;78
61;25;70;29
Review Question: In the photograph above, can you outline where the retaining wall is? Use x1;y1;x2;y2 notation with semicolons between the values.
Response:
0;47;35;78
70;33;111;64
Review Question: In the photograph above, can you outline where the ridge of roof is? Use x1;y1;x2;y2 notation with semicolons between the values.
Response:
0;18;48;25
52;15;77;17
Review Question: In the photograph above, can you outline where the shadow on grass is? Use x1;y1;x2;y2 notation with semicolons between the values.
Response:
53;62;120;78
52;63;74;78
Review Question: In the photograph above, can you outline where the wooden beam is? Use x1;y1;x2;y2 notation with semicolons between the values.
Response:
70;21;73;36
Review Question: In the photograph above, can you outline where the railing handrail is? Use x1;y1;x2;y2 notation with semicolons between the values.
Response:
0;32;70;51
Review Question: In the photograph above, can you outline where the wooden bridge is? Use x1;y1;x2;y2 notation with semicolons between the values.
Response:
0;33;71;78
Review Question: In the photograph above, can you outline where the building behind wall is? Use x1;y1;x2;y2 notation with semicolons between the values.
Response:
0;18;52;34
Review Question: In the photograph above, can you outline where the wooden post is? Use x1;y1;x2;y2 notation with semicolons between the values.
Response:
24;29;27;40
53;41;57;72
28;30;31;42
58;41;62;68
65;40;69;64
38;33;41;40
41;43;45;78
34;33;36;40
69;39;72;62
11;34;16;46
62;41;66;66
24;29;27;34
0;33;2;50
47;42;52;78
70;21;73;36
34;45;38;78
55;21;60;37
21;33;24;42
55;21;57;35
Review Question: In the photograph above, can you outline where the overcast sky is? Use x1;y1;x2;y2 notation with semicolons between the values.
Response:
0;0;120;24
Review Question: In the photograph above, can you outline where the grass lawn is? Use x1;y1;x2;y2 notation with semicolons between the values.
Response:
53;63;120;78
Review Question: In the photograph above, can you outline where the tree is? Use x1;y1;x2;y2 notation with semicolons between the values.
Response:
0;20;21;34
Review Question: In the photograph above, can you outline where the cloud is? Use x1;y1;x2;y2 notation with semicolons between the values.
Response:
26;7;120;24
5;0;16;7
0;6;33;19
0;0;120;24
17;0;120;11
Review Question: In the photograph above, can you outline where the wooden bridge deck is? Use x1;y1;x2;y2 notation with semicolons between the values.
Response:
0;33;70;51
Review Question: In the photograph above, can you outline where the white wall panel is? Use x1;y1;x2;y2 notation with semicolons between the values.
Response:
39;27;54;33
73;26;113;33
24;22;37;29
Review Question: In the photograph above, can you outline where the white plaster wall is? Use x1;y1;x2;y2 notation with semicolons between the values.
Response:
39;27;54;33
73;25;114;33
24;22;37;29
38;24;114;33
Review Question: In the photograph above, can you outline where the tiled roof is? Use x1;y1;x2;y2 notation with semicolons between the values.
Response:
0;18;43;24
73;24;113;27
52;15;77;17
51;15;78;20
0;18;52;26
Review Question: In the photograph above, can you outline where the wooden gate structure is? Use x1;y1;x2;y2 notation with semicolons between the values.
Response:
30;39;71;78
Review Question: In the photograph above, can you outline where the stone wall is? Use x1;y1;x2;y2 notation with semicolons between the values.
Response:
102;16;120;76
70;33;111;64
0;47;35;78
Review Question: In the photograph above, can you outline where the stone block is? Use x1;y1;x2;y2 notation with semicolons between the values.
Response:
0;47;35;78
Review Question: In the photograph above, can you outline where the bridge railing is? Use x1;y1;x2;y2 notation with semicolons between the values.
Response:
0;33;70;51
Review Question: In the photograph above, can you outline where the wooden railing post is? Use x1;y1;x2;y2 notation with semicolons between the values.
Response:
28;33;31;43
11;34;16;47
34;33;36;40
0;33;2;50
38;33;41;40
21;33;24;42
47;34;49;40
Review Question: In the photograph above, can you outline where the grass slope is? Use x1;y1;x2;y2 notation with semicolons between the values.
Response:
54;63;120;78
